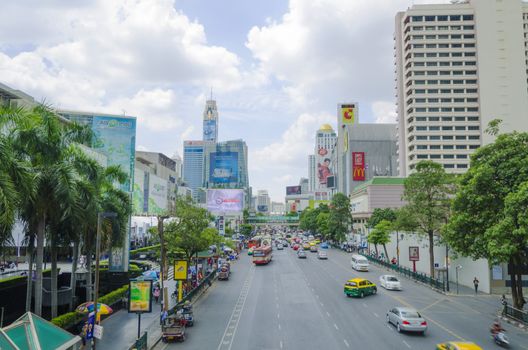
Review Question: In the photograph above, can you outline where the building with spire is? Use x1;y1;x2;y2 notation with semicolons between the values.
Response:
203;96;218;142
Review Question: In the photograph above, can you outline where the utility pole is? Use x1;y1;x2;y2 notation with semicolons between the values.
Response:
158;215;169;311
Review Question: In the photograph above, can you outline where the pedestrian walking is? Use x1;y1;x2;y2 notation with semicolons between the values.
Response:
473;277;479;294
153;287;160;304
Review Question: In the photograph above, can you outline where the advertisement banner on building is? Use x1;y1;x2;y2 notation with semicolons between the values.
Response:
340;104;356;125
128;280;152;313
314;191;329;201
257;205;268;212
352;152;366;181
316;147;333;187
132;167;145;214
286;185;302;195
203;119;216;142
148;174;168;214
210;152;238;183
207;189;244;212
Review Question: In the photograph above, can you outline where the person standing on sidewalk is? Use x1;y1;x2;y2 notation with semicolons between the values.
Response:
473;277;479;294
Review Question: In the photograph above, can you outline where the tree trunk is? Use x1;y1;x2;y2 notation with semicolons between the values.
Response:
70;240;79;310
510;258;519;308
86;252;93;302
515;270;524;310
51;234;58;319
374;244;378;257
34;214;46;316
25;239;34;312
382;244;389;263
428;231;435;278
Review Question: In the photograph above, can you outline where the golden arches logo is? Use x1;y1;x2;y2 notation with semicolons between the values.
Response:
353;167;365;177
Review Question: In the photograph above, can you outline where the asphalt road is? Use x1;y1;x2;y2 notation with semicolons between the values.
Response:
156;247;528;350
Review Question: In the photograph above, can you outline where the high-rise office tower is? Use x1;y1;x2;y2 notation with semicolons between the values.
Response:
308;154;316;192
395;0;528;176
203;99;219;142
183;140;205;201
257;190;271;214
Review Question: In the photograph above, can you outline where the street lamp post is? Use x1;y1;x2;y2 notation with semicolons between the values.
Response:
455;265;462;295
92;212;117;350
445;244;450;292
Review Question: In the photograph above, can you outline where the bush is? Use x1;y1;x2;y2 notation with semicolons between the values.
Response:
51;284;129;330
51;311;84;329
99;284;129;306
130;244;160;254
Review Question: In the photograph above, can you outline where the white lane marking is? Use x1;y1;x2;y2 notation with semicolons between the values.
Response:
333;323;339;330
216;265;255;350
277;313;280;319
326;311;330;317
344;339;350;348
403;340;411;349
387;324;393;331
373;312;379;318
278;323;281;330
280;341;283;349
320;302;324;307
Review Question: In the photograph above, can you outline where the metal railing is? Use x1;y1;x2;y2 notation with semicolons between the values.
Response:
169;270;217;314
363;254;445;292
503;304;528;326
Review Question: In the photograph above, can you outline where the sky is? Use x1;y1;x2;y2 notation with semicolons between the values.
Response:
0;0;450;202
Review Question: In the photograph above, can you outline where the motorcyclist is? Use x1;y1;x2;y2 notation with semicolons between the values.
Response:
490;319;505;336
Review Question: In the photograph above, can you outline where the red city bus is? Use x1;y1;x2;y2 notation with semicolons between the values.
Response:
252;245;272;265
247;237;261;249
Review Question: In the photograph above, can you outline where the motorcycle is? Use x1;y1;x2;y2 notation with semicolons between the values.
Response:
492;331;509;347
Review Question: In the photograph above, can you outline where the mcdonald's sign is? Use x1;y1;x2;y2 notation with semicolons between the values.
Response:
352;152;365;181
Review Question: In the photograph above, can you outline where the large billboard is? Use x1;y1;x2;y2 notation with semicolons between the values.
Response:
132;167;145;214
207;189;244;212
203;119;217;142
128;280;152;313
352;152;366;181
210;152;238;184
286;185;302;195
316;147;333;187
148;174;168;214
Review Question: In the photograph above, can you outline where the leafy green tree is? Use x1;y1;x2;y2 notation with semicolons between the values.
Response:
402;161;454;278
445;130;528;308
367;220;392;260
240;224;253;237
316;212;330;239
242;209;250;223
328;193;351;243
367;208;397;229
299;208;319;233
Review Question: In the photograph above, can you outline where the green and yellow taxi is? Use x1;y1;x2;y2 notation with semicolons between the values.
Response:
436;342;482;350
302;243;311;250
314;239;321;244
344;278;377;298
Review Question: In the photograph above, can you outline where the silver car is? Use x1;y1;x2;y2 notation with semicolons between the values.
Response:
379;275;402;290
386;307;427;334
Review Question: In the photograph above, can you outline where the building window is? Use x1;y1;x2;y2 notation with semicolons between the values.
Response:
468;135;480;140
452;52;463;57
469;145;479;149
413;26;424;30
443;145;454;149
454;107;465;112
416;126;427;131
430;135;440;140
455;126;466;131
457;164;468;169
416;116;427;121
467;107;479;111
416;107;427;112
464;34;475;39
426;44;437;48
442;126;453;131
443;135;454;140
429;108;439;112
417;136;427;140
444;154;454;159
428;89;438;93
462;15;474;21
440;70;451;75
452;43;462;48
456;135;467;140
414;53;425;57
430;145;441;150
456;145;467;150
440;80;451;84
412;16;423;22
451;25;461;30
425;16;436;21
429;126;440;131
439;43;450;48
450;15;461;21
463;25;474;29
442;117;453;122
417;145;428;150
414;44;424;48
429;117;440;121
451;34;462;39
465;52;476;57
455;116;465;121
439;52;450;57
468;126;480;130
464;43;475;48
444;164;455;169
426;52;438;57
417;154;428;159
467;116;479;121
415;89;426;93
430;154;441;159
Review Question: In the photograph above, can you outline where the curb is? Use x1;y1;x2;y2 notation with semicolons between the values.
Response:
148;272;220;349
499;314;528;332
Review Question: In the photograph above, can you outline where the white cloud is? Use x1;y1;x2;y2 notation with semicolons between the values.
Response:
136;145;150;152
372;101;397;123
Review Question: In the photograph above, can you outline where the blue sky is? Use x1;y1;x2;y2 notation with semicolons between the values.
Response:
0;0;447;202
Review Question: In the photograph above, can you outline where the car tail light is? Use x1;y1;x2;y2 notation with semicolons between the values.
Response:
402;321;410;325
421;321;427;326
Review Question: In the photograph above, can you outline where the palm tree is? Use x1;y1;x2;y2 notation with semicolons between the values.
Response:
12;104;92;316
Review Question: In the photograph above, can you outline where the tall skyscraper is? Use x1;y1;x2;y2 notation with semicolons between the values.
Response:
203;99;219;142
183;140;205;201
308;154;316;192
314;124;337;191
257;190;271;214
395;0;528;176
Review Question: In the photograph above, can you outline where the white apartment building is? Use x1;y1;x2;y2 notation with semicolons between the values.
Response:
256;190;271;214
395;0;528;176
271;202;286;215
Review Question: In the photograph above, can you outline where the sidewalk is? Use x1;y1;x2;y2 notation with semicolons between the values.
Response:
98;304;164;350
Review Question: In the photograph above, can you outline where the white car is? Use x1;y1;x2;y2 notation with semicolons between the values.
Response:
317;250;328;259
277;243;284;250
379;275;402;290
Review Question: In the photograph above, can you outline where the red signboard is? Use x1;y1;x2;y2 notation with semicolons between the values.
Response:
352;152;365;181
409;246;420;261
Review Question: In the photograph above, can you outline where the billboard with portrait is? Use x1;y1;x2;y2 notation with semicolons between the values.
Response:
352;152;366;181
128;280;152;313
316;147;333;188
207;189;244;212
210;152;238;184
286;186;302;195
